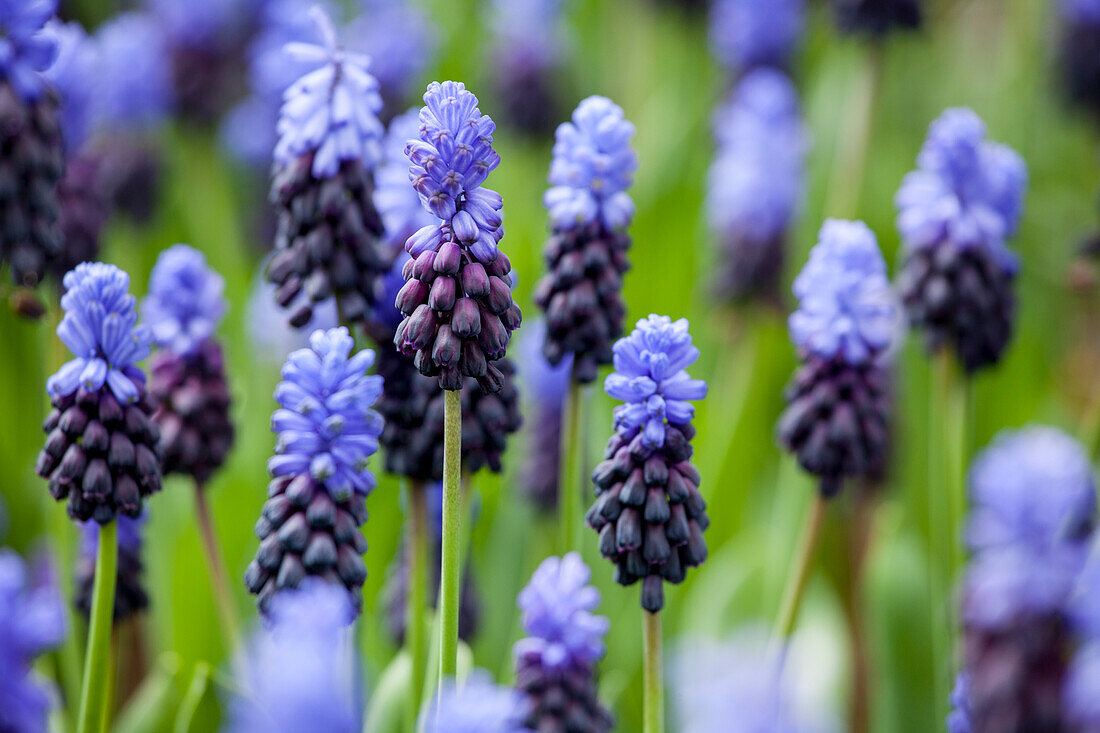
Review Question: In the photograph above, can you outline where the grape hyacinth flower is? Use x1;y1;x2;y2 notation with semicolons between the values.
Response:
244;328;383;614
1060;0;1100;120
709;0;803;74
513;553;614;733
778;219;895;498
947;673;972;733
36;263;162;523
266;7;389;329
535;96;637;383
75;514;148;622
895;108;1027;373
394;80;521;392
0;0;63;296
708;69;807;303
347;0;437;115
489;0;566;134
829;0;922;35
424;671;526;733
226;580;360;733
958;427;1095;731
519;320;572;512
144;245;235;485
0;549;66;733
586;315;709;612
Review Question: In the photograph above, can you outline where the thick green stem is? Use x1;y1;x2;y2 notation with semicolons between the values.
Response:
405;480;428;732
773;494;827;642
643;611;664;733
77;520;118;733
194;484;240;652
823;42;883;219
558;382;583;553
100;631;119;731
437;389;462;686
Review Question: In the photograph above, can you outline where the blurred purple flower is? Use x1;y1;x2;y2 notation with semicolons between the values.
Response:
710;0;803;72
42;19;96;153
143;245;227;357
0;0;57;102
92;12;173;132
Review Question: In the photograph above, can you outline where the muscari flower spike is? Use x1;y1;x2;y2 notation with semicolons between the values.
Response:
519;320;572;512
957;427;1095;731
1060;0;1100;121
395;80;521;392
587;315;709;613
709;0;803;73
0;549;66;733
513;553;614;733
829;0;922;36
535;96;637;383
144;245;235;485
895;107;1027;373
75;513;148;622
37;263;162;524
778;219;896;497
708;68;807;303
226;580;360;733
424;671;527;733
245;327;383;614
266;6;390;330
0;0;63;297
489;0;567;135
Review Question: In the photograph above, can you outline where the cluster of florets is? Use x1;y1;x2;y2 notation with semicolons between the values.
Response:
709;0;803;73
707;69;807;303
587;315;709;612
37;264;162;523
895;108;1027;372
488;0;566;134
1060;0;1100;121
245;328;383;614
535;96;637;383
75;514;148;622
778;220;896;497
394;80;520;392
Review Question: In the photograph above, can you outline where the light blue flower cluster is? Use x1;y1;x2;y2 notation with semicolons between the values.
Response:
1063;0;1100;23
0;549;65;733
895;108;1027;272
374;109;437;248
709;0;803;72
267;328;384;502
146;0;258;49
604;315;708;450
0;0;57;102
47;263;153;405
92;12;172;132
544;96;637;230
789;219;897;365
42;19;96;152
404;81;504;264
490;0;566;69
142;245;227;357
424;672;526;733
226;580;360;733
272;7;384;179
514;553;609;673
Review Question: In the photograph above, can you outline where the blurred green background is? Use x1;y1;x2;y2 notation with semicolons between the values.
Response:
3;0;1099;730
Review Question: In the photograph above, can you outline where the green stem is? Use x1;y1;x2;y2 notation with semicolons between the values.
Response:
823;42;883;219
405;480;428;732
558;382;583;553
100;631;119;731
194;484;241;652
642;611;664;733
77;520;118;733
437;389;462;687
773;494;827;642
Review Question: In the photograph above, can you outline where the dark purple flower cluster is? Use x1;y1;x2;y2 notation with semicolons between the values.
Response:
829;0;922;36
1060;0;1100;121
74;514;148;622
489;0;566;134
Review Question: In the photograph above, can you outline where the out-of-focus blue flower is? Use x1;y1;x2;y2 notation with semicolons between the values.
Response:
369;251;408;331
947;673;972;733
789;219;897;365
146;0;260;50
348;0;436;100
1066;641;1100;728
143;245;227;357
1071;545;1100;639
374;109;436;247
273;7;383;178
225;580;360;733
0;548;66;733
47;263;152;405
967;426;1095;555
246;270;338;363
92;12;172;131
0;0;57;102
1063;0;1100;23
710;0;803;72
424;671;526;733
544;96;637;230
404;80;504;264
604;314;708;449
79;513;146;559
514;553;608;674
963;543;1087;628
518;319;571;407
267;327;384;502
895;108;1027;272
42;19;96;153
490;0;566;70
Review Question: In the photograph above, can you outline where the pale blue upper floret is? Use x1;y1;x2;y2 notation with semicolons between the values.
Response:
788;219;897;366
544;95;637;231
374;109;437;247
47;263;153;405
267;328;384;502
0;0;57;102
605;315;708;450
709;0;803;72
514;552;609;673
143;244;227;357
273;7;384;179
42;19;96;153
424;671;526;733
895;107;1027;273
